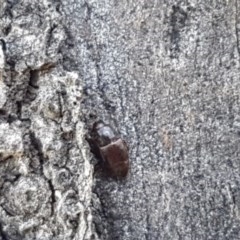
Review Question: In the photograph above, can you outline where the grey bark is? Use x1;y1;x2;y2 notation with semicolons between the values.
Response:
0;0;240;240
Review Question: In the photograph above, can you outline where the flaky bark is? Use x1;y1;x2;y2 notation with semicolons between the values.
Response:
0;0;240;239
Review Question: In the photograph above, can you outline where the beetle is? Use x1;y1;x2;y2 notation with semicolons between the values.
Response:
87;120;129;178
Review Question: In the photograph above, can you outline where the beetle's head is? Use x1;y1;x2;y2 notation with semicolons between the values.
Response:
93;121;116;147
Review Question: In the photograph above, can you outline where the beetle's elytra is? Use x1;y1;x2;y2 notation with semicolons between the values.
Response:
88;120;129;178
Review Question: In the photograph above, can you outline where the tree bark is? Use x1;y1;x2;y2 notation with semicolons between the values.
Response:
0;0;240;240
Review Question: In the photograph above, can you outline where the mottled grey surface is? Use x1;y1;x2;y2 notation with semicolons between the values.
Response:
1;0;240;239
0;0;93;239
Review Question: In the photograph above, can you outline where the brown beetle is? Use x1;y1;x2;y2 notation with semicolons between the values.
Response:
88;120;129;178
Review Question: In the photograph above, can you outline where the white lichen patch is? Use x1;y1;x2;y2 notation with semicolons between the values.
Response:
0;42;6;108
0;122;23;161
2;175;51;216
0;81;7;108
0;41;5;69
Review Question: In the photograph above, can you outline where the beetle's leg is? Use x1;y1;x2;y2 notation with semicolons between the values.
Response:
122;139;129;151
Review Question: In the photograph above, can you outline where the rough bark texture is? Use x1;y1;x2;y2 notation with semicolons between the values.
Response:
1;0;240;239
